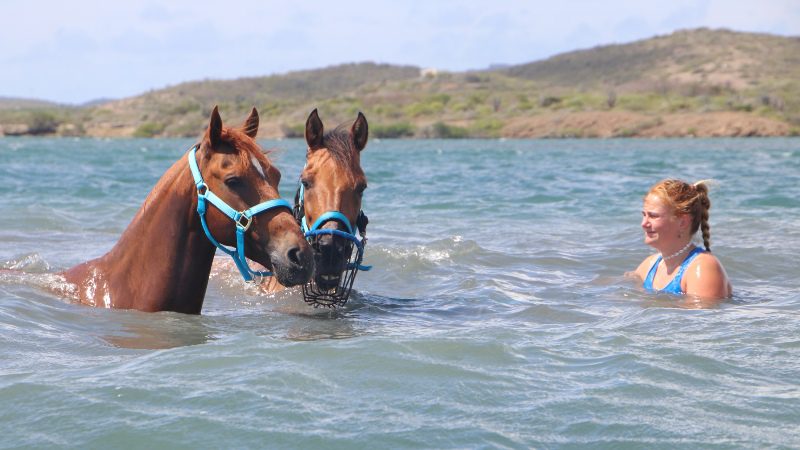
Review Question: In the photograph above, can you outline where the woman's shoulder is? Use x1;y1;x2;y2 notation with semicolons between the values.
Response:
684;249;731;298
690;250;725;269
632;253;659;280
642;253;660;267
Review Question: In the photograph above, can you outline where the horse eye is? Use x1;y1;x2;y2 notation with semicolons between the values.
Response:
225;177;242;188
301;179;310;189
356;183;367;194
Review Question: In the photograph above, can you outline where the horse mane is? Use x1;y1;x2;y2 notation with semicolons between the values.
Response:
322;122;358;166
200;126;273;170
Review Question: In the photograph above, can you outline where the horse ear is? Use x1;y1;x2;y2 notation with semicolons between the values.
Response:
351;112;368;152
305;108;324;150
208;105;223;148
242;107;259;138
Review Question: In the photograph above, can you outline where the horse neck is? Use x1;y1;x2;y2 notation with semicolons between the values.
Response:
104;156;215;312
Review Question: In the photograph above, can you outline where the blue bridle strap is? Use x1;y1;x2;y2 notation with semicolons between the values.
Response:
304;211;354;235
188;146;292;283
302;211;371;272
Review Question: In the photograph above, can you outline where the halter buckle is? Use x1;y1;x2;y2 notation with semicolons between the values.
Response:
196;182;208;196
245;271;265;285
236;214;252;231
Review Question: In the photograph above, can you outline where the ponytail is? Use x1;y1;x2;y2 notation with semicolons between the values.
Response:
693;181;712;251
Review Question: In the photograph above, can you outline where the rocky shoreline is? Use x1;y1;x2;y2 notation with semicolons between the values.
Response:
500;111;793;138
0;110;794;139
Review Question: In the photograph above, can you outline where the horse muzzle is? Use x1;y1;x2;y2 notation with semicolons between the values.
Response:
300;217;370;308
313;233;354;288
267;235;314;287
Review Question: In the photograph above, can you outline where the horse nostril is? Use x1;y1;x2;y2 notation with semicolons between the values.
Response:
287;246;303;266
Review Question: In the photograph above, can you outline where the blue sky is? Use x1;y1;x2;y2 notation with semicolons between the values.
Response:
1;0;798;104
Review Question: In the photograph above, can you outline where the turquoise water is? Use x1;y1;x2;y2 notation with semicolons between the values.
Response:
1;137;799;448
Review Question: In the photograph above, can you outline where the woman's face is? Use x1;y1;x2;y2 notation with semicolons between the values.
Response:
641;194;681;248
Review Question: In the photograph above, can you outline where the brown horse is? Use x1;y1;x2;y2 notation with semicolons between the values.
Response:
62;106;313;314
256;109;370;307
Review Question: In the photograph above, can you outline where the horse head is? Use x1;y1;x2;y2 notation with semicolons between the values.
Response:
298;109;369;296
196;106;313;286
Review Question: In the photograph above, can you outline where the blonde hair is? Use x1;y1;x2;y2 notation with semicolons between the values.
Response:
647;179;713;251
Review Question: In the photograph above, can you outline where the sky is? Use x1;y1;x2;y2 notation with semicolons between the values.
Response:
1;0;798;104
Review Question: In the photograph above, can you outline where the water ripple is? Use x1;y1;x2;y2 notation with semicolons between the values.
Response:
2;138;800;448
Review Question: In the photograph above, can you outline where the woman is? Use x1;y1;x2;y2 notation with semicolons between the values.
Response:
631;179;732;304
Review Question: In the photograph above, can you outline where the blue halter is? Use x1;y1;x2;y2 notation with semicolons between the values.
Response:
297;181;371;272
188;145;292;283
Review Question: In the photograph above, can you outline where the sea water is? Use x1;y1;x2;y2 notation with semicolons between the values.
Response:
1;137;798;448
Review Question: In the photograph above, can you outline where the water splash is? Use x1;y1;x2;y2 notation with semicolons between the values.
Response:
2;253;51;272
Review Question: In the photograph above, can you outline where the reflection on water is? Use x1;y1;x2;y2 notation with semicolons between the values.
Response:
100;314;214;349
283;316;357;341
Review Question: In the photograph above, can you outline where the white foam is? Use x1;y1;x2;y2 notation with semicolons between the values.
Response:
84;268;97;302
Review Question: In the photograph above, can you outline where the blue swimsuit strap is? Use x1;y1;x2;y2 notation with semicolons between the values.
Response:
644;247;704;294
642;256;662;292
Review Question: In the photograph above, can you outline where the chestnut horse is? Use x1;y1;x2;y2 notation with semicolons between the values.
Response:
257;109;370;307
62;107;313;313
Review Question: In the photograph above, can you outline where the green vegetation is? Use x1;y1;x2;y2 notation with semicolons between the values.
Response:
371;122;415;138
470;118;504;138
133;122;166;138
27;111;60;134
429;122;469;139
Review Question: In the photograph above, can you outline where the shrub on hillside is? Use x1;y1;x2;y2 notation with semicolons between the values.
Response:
372;122;415;138
133;122;166;138
27;111;60;135
429;122;469;138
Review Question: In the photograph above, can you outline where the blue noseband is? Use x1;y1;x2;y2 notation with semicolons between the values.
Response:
188;145;292;283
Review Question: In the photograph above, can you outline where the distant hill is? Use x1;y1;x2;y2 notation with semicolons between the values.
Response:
0;97;63;110
502;28;800;95
76;63;422;137
1;29;798;138
79;98;116;107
